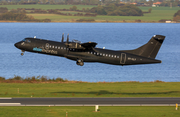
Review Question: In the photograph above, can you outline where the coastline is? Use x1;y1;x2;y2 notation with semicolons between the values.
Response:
0;20;176;23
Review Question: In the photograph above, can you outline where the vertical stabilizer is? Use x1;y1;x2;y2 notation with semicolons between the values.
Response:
123;35;165;59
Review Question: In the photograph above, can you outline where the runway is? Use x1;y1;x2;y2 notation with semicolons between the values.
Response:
0;97;180;106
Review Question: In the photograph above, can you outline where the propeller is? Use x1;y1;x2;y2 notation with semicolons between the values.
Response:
61;33;64;42
67;34;69;43
65;34;69;47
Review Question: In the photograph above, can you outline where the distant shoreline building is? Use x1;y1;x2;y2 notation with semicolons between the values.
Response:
152;2;162;7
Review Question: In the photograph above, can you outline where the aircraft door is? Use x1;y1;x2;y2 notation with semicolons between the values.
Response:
45;43;49;50
120;53;126;64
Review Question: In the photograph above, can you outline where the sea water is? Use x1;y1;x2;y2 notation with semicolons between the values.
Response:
0;23;180;82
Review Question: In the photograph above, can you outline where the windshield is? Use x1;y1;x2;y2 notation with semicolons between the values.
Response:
22;39;31;43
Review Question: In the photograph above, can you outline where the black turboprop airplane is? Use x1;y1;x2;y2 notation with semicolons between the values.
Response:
14;34;165;66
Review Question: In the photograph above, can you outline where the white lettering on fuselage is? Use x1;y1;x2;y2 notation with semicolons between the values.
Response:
128;57;136;61
42;49;57;54
34;44;58;55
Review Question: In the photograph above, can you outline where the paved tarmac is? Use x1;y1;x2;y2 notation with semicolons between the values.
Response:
0;97;180;106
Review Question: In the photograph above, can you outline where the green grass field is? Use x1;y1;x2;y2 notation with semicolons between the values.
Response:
27;6;179;22
0;5;179;22
1;82;180;116
0;106;180;117
0;82;180;97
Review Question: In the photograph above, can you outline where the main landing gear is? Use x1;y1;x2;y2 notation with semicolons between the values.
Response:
76;59;84;66
21;50;25;56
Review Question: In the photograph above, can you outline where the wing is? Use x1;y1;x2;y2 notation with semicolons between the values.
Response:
67;42;97;50
80;42;97;50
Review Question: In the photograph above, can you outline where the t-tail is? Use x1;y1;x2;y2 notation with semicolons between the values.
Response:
123;35;165;59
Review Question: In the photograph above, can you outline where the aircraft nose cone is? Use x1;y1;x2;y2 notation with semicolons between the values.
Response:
14;42;19;48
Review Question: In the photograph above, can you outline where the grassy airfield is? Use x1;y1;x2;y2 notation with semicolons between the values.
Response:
0;82;180;97
0;106;180;117
1;82;180;116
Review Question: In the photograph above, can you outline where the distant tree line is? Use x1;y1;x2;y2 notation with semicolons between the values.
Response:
90;4;143;16
0;0;180;7
29;8;97;17
0;12;34;21
0;7;97;17
0;7;8;13
0;76;69;83
0;7;51;22
1;4;143;17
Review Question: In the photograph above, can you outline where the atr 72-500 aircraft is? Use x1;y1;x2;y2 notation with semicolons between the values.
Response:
14;34;165;66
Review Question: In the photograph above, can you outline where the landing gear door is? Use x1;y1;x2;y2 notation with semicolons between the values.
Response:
120;53;126;64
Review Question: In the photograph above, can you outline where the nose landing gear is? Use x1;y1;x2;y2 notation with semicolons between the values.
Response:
21;50;25;56
76;59;84;66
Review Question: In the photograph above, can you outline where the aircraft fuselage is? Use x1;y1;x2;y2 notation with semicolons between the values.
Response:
15;35;164;66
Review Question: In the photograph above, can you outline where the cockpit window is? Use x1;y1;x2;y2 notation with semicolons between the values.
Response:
26;39;31;43
22;39;31;43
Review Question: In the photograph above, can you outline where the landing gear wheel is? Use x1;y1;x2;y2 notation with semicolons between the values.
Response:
76;59;84;66
79;62;84;66
21;50;25;56
76;61;80;65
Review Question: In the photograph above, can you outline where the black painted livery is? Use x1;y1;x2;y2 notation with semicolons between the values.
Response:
14;34;165;66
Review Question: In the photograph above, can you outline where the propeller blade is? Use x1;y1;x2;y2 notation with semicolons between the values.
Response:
67;34;69;43
61;33;64;42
